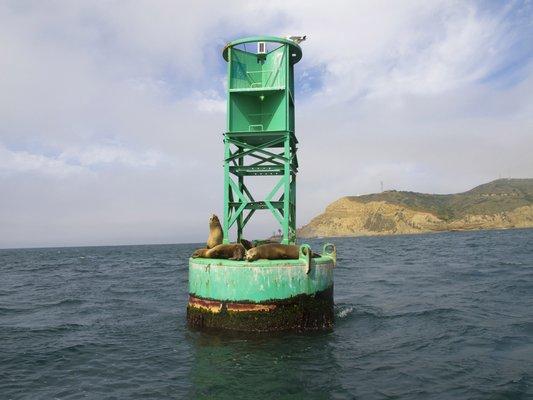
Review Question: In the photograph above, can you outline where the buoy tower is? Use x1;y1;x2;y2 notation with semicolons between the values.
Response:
187;36;336;332
221;36;299;245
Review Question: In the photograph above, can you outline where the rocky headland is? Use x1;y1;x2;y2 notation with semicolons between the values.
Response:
298;179;533;238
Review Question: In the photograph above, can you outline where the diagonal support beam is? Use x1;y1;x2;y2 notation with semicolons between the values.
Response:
249;153;285;167
264;177;285;227
242;210;255;229
228;177;248;228
226;137;288;163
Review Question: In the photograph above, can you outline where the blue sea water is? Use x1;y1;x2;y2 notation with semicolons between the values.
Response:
1;229;532;399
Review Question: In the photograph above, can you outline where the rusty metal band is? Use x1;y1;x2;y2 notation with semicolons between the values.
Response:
188;295;277;313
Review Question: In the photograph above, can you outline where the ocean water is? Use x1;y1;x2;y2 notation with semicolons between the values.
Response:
1;229;532;399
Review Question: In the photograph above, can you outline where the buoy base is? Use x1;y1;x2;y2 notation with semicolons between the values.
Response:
187;244;336;332
187;286;334;332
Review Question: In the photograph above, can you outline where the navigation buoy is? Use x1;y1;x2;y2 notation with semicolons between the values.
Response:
187;36;336;332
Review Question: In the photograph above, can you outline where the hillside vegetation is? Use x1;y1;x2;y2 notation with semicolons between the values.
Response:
298;179;533;238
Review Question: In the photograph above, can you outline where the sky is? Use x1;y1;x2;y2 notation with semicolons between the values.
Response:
0;0;532;248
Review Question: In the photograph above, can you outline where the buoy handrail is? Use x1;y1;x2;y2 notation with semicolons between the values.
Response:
298;244;312;274
322;243;336;264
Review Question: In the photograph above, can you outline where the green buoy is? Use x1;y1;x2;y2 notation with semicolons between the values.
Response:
187;36;336;332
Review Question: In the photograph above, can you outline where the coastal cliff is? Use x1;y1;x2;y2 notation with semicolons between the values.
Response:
298;179;533;238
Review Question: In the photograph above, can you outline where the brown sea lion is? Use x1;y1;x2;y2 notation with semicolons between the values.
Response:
245;243;300;261
192;243;246;261
191;248;209;258
207;214;223;249
252;239;279;247
239;238;254;250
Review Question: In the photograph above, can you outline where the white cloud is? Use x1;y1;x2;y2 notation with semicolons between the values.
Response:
193;91;226;113
59;145;171;168
273;1;526;102
0;145;85;178
0;143;171;178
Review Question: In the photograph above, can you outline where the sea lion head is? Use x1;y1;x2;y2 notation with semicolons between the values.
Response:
245;247;259;262
209;214;221;228
191;248;208;258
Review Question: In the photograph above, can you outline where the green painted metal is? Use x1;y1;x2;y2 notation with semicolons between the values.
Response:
189;257;334;302
222;36;302;64
222;36;301;245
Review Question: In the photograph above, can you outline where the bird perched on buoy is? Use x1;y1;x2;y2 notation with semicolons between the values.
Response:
286;35;306;44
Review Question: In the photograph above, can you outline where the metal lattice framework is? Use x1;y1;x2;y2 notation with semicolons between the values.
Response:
222;37;302;244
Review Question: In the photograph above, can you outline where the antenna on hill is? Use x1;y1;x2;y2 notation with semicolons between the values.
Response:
380;181;384;192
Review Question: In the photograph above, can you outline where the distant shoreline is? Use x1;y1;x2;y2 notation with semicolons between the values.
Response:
297;226;533;241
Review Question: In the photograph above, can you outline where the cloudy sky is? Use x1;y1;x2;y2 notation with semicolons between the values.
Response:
1;1;532;248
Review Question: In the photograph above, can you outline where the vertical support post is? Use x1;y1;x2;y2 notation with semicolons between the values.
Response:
282;134;290;244
237;146;243;242
223;45;232;244
284;43;296;244
223;137;230;244
290;170;296;243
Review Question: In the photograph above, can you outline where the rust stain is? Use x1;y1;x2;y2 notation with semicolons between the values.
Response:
188;296;222;313
188;295;277;313
226;303;276;312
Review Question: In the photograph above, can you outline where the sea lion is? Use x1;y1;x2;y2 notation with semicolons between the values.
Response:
252;239;279;247
239;238;254;250
192;243;246;261
245;243;300;261
191;248;209;258
207;214;223;249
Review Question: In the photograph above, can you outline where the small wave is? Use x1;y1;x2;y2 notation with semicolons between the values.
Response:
0;306;29;315
0;299;84;315
5;298;86;313
511;321;533;334
337;306;354;319
0;300;83;315
2;323;85;334
48;342;105;356
43;298;84;308
32;323;86;334
394;307;459;318
335;304;384;320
